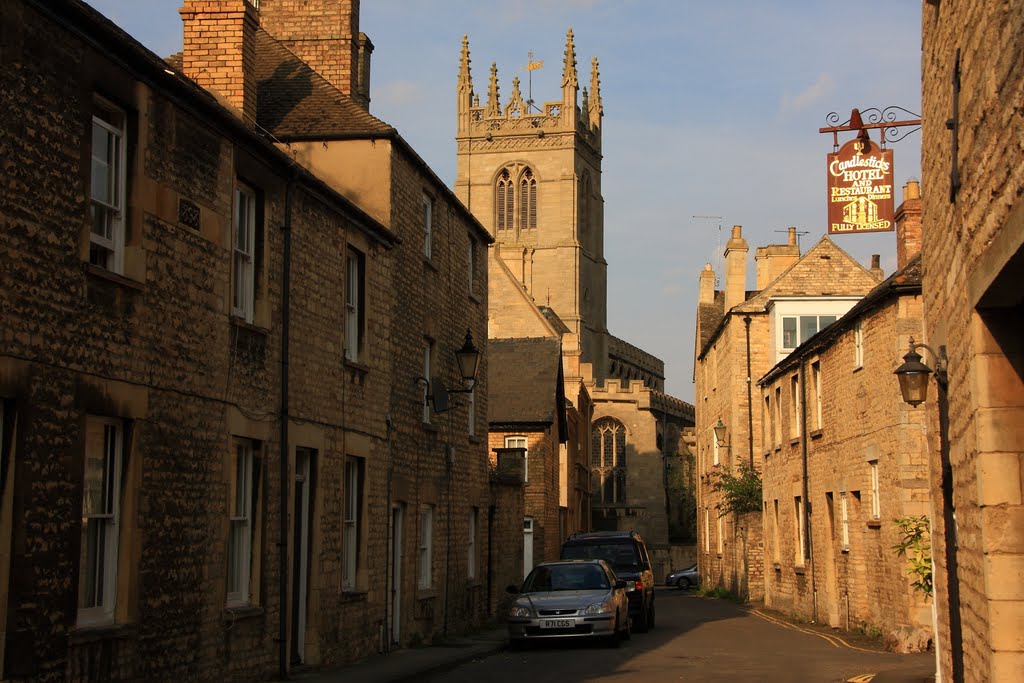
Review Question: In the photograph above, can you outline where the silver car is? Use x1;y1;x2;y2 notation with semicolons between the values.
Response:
506;560;631;647
665;563;698;589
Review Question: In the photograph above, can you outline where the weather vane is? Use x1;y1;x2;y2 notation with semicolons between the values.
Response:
521;51;543;113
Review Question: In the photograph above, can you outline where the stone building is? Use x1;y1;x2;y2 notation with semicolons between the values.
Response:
757;184;932;647
0;0;503;680
487;338;570;575
921;3;1024;681
455;31;694;580
694;226;881;600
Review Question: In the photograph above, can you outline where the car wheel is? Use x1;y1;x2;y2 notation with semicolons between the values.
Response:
677;576;691;590
621;611;632;641
635;603;650;633
605;616;623;648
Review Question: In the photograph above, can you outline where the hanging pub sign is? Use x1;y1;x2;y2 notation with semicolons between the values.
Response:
826;135;894;234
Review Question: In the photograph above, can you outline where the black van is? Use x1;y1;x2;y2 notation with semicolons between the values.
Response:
560;531;656;632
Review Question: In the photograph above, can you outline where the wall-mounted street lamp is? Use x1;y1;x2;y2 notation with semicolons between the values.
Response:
893;337;948;407
713;418;728;447
417;329;482;413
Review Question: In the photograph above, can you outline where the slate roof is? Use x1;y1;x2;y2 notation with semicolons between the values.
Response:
252;29;394;138
487;338;563;425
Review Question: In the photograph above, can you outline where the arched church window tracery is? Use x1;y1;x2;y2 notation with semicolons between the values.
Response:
591;417;626;504
493;165;538;239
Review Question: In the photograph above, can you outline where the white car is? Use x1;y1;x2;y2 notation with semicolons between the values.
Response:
506;560;631;647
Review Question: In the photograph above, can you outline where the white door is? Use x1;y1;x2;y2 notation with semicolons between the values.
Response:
523;517;534;579
390;504;404;644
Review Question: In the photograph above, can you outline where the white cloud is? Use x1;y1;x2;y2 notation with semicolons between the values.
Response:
779;73;835;114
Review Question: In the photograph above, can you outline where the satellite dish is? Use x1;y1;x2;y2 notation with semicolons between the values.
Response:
430;377;450;413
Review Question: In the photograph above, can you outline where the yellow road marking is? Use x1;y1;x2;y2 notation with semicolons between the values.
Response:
748;609;881;653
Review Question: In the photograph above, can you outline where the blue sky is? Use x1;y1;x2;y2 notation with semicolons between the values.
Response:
85;0;923;401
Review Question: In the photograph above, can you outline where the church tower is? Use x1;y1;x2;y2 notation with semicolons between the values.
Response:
455;30;609;381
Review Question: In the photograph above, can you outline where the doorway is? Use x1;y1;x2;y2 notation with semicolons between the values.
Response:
389;504;405;644
523;517;534;579
291;449;313;664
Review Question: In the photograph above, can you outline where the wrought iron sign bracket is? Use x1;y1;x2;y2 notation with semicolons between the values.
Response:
820;106;922;150
947;49;961;203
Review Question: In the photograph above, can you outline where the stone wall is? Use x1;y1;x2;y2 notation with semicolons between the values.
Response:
921;2;1024;680
0;1;491;680
759;293;932;647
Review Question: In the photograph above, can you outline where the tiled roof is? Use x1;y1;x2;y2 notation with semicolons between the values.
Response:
253;29;394;138
487;338;563;425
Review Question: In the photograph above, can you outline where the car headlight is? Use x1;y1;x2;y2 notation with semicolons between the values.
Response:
584;602;611;615
509;605;532;618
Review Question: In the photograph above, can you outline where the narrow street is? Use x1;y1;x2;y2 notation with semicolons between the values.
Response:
424;589;933;683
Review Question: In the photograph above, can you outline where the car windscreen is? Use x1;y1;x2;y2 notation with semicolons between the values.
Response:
523;564;610;592
561;543;640;571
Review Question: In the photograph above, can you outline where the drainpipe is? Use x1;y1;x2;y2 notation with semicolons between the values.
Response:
743;317;754;468
936;376;963;683
383;414;393;652
279;178;294;679
799;362;816;623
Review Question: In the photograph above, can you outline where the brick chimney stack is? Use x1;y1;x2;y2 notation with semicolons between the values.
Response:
257;0;372;109
870;254;884;281
699;263;716;304
754;225;801;289
724;225;749;311
896;179;922;268
180;0;259;123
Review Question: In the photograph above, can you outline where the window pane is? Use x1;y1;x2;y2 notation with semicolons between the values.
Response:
615;426;625;467
782;317;797;348
819;315;837;329
799;316;819;345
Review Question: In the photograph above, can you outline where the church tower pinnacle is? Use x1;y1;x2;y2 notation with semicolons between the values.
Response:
457;34;473;133
486;62;501;118
561;28;578;128
588;57;603;130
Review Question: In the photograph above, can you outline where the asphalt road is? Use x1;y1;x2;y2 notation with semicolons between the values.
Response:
422;588;934;683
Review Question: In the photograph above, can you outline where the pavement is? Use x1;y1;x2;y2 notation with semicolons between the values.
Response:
279;627;509;683
276;595;939;683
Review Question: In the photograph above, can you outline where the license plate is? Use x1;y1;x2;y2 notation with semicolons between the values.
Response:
540;619;574;629
626;581;636;591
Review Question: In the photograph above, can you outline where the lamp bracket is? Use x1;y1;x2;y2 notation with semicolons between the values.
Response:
909;339;948;384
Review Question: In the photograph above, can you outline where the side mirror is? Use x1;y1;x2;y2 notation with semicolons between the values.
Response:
614;579;628;590
506;584;520;594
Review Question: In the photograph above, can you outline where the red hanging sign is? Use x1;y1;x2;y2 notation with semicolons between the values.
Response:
827;136;894;234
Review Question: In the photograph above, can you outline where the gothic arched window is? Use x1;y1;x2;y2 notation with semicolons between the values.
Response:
591;418;626;504
520;168;537;231
494;165;538;238
495;169;514;233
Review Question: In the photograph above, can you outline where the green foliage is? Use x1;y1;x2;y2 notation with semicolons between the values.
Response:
698;585;745;603
707;460;763;517
854;622;884;640
893;515;933;597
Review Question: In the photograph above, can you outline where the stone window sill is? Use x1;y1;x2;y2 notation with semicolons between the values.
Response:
69;622;136;645
230;316;269;337
85;263;144;291
810;429;824;440
222;605;264;624
866;520;882;529
794;566;806;576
